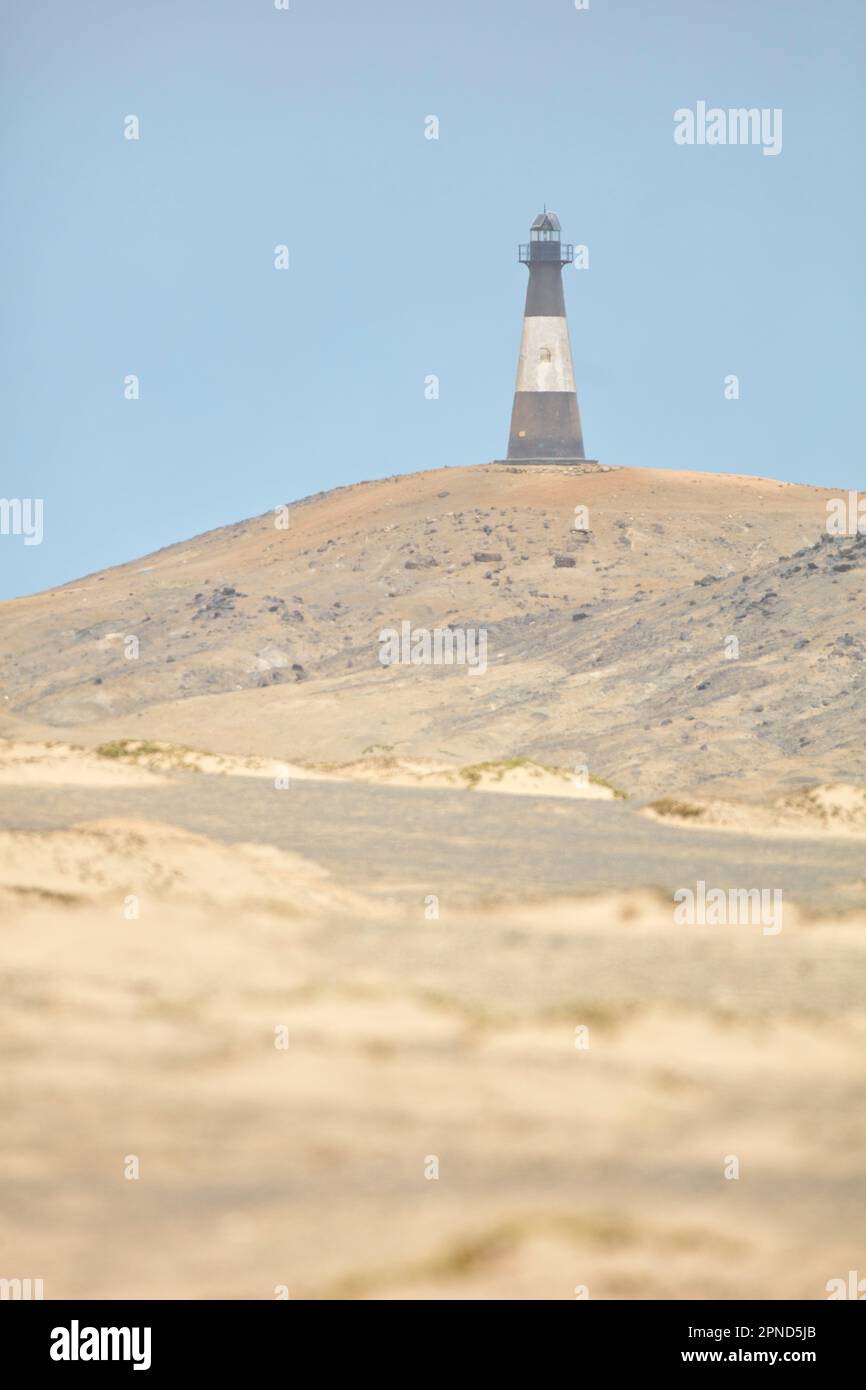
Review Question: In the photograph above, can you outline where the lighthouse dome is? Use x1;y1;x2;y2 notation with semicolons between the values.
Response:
530;211;561;235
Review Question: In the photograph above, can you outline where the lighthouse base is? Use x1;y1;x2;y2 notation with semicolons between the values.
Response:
492;457;601;467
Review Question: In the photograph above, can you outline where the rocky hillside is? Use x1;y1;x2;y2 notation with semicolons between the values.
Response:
0;463;861;797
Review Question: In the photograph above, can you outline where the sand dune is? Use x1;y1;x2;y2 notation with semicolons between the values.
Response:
0;815;378;918
0;738;171;788
1;812;864;1299
646;783;866;839
301;755;621;799
0;736;620;801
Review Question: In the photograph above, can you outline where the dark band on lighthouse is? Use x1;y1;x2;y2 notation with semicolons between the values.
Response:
505;211;593;464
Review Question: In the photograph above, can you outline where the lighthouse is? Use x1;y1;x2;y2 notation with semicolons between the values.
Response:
502;211;595;464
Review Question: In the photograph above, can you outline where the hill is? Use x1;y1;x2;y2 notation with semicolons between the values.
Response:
1;463;861;797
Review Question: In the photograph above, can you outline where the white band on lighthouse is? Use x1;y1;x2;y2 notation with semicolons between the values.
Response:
514;316;576;393
504;210;591;462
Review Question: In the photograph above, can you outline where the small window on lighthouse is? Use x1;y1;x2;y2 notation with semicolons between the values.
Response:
539;347;551;363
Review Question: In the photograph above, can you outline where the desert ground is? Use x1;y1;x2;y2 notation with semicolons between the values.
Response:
1;462;864;1299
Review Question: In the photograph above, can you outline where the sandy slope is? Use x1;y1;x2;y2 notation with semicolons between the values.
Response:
0;737;618;801
645;783;866;839
0;816;378;918
1;815;864;1300
0;739;171;788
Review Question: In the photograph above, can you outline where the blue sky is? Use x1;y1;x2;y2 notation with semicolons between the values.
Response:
1;0;864;598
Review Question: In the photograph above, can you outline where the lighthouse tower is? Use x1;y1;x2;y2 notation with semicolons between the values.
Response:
502;211;594;464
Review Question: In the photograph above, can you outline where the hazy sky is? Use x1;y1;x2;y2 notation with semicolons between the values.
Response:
1;0;864;597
